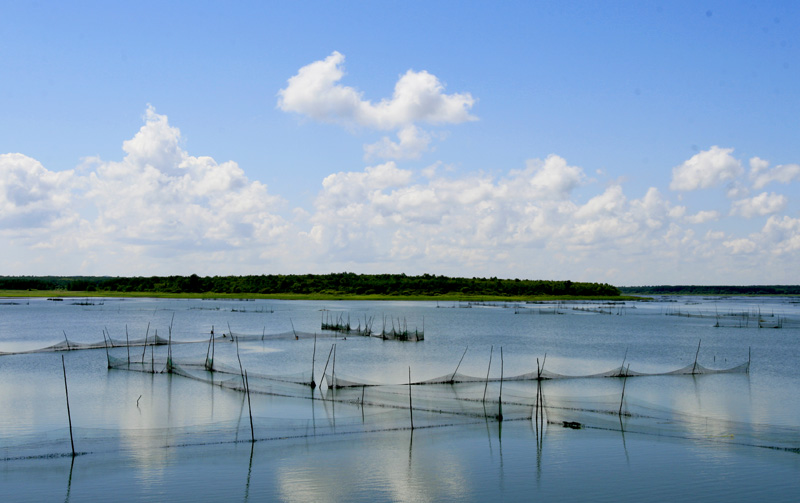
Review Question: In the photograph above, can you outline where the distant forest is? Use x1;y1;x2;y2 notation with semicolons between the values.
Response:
0;274;620;297
620;285;800;296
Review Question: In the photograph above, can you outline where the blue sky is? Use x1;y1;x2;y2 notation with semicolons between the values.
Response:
1;1;798;285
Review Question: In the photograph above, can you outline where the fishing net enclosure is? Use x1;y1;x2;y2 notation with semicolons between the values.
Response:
2;296;799;465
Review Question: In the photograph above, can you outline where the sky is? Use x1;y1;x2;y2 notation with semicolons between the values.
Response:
1;1;798;285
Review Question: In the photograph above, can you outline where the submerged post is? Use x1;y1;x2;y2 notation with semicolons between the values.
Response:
61;355;75;457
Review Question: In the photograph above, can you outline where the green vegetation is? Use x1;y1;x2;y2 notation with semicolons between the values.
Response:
0;273;621;299
620;285;800;296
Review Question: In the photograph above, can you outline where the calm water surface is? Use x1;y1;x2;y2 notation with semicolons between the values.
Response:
1;296;799;501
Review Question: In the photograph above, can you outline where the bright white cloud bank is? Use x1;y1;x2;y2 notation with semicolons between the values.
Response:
2;55;799;284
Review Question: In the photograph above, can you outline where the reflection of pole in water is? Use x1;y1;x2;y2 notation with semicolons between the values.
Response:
243;443;255;502
64;453;75;503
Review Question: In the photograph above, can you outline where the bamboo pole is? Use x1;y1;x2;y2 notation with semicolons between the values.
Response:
498;347;504;421
483;346;493;403
408;366;414;430
450;347;468;383
310;333;317;388
61;355;75;457
244;370;255;443
692;339;701;374
619;364;630;416
141;322;150;361
320;345;334;392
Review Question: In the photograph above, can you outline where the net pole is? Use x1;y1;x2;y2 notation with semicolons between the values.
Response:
310;333;317;388
483;346;493;403
320;345;334;393
408;366;414;430
61;355;75;457
451;346;468;383
498;347;504;421
244;370;255;443
141;322;150;361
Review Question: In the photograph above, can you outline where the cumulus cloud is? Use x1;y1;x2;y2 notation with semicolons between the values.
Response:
684;210;720;224
1;107;291;273
759;216;800;255
730;192;787;218
722;238;757;254
363;125;432;160
278;52;476;130
278;51;475;160
86;107;288;252
749;156;800;189
0;153;77;233
670;146;743;191
3;102;798;283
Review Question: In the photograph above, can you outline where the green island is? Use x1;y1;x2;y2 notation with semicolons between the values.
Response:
0;273;630;301
620;285;800;296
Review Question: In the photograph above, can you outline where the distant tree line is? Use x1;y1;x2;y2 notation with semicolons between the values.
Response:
620;285;800;296
0;273;621;297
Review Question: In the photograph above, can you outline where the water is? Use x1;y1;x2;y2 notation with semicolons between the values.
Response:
1;296;799;501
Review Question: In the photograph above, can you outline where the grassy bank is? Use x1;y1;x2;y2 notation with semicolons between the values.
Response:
0;289;641;302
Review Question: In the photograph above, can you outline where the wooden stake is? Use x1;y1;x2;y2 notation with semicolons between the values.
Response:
61;355;75;457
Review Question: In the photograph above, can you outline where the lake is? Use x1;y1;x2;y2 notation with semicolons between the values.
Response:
1;296;799;501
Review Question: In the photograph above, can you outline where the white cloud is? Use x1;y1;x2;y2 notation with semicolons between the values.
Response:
722;238;757;254
730;192;787;218
684;210;720;224
0;153;77;233
670;146;743;191
759;216;800;255
749;156;800;189
364;125;432;160
3;103;799;283
277;51;476;130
